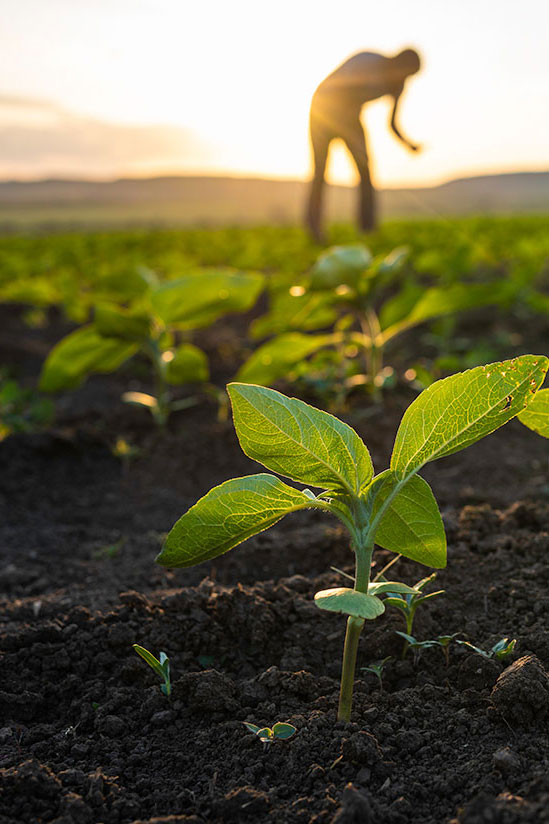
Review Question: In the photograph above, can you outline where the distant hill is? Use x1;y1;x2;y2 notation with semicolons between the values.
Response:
0;171;548;230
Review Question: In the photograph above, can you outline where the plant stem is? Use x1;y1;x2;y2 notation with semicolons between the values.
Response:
337;535;372;722
146;339;170;427
338;615;365;721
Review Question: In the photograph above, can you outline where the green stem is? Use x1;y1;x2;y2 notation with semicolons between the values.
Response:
337;537;373;722
337;616;365;721
146;339;170;427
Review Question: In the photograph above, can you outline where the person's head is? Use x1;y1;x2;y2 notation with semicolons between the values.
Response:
393;48;421;78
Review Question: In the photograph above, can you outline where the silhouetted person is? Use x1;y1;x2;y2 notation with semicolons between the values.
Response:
307;48;422;241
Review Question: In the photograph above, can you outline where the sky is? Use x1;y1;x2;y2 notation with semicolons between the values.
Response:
1;0;548;187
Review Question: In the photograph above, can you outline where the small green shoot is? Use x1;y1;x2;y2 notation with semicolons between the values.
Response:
361;656;392;690
156;356;548;721
384;573;445;657
243;722;296;745
132;644;171;696
395;632;441;665
457;637;516;662
437;633;461;666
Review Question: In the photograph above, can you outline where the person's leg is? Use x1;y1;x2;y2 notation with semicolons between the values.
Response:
306;114;330;243
343;121;376;232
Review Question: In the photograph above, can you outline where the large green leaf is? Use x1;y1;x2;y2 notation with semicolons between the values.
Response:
40;326;138;392
391;356;549;479
310;245;372;291
150;269;264;328
94;302;152;341
166;343;209;385
380;282;507;339
236;333;333;385
250;291;335;339
518;388;549;438
156;474;311;568
314;587;384;619
365;471;446;568
228;383;374;495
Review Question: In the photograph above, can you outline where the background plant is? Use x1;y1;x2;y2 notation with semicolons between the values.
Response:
39;267;264;426
156;355;547;721
237;243;514;404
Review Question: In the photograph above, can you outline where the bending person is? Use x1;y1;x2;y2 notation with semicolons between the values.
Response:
307;48;422;241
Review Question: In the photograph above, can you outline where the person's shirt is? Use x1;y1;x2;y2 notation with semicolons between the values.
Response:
313;52;404;114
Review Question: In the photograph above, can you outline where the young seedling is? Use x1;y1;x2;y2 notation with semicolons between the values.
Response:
156;356;548;722
437;633;461;667
383;573;445;658
395;632;441;665
457;637;516;662
132;644;172;696
243;722;296;746
361;656;392;690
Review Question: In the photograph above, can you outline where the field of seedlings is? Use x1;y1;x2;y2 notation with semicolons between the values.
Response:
1;217;549;824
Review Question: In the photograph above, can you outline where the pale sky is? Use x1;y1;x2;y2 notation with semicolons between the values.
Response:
1;0;548;186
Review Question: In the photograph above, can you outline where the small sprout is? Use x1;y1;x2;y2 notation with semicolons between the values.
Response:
361;656;392;690
384;573;445;657
243;721;296;745
437;633;461;666
133;644;171;696
395;632;441;664
457;637;516;662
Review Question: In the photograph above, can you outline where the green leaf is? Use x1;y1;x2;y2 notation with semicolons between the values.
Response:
314;587;385;620
366;471;446;568
250;291;336;339
243;722;262;735
257;728;273;742
133;644;164;678
40;326;138;392
236;333;333;385
310;245;372;291
150;269;264;328
272;722;296;740
380;282;507;338
157;474;312;568
228;383;373;495
166;343;209;385
94;302;152;341
518;388;549;438
391;356;549;479
368;581;420;597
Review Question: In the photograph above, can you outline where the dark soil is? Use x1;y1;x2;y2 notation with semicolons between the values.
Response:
1;303;549;824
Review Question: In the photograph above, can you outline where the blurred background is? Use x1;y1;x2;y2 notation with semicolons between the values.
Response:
1;0;548;226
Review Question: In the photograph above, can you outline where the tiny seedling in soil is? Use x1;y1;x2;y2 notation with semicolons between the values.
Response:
457;637;517;662
156;356;548;721
243;722;296;745
360;656;392;690
132;644;171;696
395;632;442;665
384;573;445;658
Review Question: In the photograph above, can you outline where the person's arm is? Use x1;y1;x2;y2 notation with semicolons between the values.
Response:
390;92;420;152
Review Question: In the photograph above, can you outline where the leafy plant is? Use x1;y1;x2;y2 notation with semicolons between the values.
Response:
0;373;54;440
243;721;296;745
155;356;548;721
39;268;264;426
457;637;516;662
383;573;445;657
132;644;172;696
238;244;509;402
